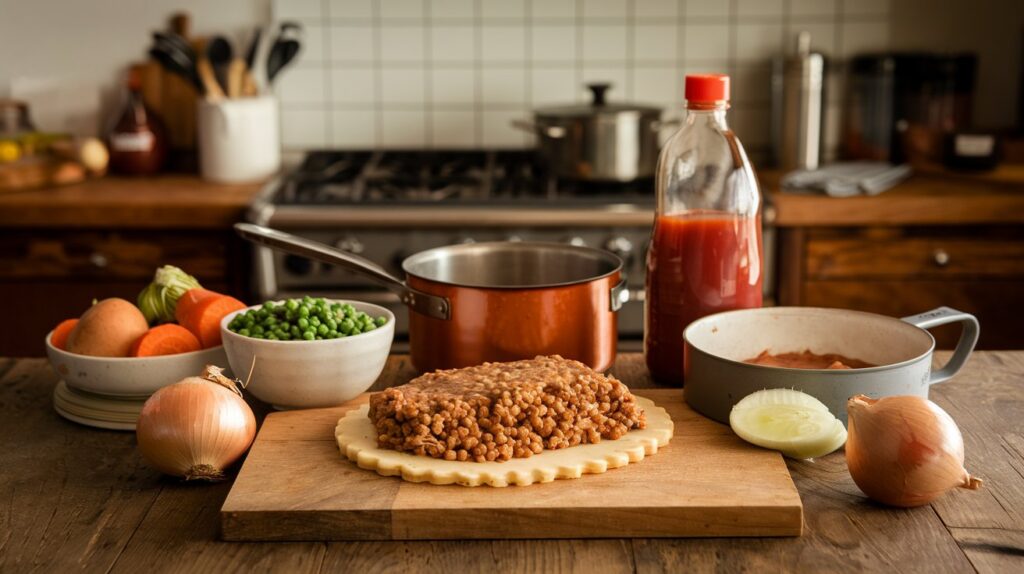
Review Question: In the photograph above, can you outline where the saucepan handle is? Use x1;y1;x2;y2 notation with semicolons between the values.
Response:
609;279;629;312
900;306;979;385
234;223;451;320
510;119;566;139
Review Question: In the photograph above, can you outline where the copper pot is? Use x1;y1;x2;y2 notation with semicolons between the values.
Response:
235;224;627;372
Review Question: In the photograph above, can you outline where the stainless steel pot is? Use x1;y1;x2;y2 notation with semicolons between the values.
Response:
513;83;674;182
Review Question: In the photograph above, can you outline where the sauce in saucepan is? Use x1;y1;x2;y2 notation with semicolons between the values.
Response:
744;350;875;370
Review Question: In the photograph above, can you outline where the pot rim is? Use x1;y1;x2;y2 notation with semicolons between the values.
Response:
683;306;938;374
402;241;623;290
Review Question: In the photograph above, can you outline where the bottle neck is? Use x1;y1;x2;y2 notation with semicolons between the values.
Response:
684;105;729;129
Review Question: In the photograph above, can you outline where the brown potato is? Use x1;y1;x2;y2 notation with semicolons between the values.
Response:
67;298;149;357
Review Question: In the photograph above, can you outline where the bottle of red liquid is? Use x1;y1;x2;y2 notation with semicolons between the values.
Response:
644;74;763;385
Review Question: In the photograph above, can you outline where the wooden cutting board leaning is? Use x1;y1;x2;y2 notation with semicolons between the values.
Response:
220;388;803;541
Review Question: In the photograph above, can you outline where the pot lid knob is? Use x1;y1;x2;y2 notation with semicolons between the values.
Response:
587;83;611;106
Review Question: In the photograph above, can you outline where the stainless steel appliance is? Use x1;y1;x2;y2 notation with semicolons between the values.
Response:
512;83;668;182
772;32;825;171
248;151;657;349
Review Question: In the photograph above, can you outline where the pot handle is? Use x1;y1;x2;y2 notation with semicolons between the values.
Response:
234;223;451;320
510;119;566;139
609;279;629;312
900;306;979;385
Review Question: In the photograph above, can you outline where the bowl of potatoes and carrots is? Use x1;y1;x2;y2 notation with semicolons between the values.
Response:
45;266;247;397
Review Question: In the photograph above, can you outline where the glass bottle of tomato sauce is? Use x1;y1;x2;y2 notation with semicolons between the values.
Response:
644;74;763;385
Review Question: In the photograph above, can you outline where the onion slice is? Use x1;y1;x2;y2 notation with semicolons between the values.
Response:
729;388;847;459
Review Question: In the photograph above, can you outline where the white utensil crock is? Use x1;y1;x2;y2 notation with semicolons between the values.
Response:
197;96;280;183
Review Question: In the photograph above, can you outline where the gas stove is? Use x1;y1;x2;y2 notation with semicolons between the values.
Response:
248;150;659;346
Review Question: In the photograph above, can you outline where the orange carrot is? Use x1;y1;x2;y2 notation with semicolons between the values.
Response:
51;318;79;350
178;294;246;348
130;324;202;357
174;288;222;325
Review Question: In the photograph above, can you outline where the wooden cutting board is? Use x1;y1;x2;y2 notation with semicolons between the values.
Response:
221;388;803;541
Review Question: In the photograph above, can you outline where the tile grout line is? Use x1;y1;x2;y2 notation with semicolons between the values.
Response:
373;0;383;147
424;0;433;148
322;0;333;146
474;0;483;146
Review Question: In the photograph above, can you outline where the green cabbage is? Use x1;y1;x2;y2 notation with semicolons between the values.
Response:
137;265;202;324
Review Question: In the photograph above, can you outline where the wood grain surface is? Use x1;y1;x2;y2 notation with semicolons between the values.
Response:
2;353;1023;572
220;389;802;541
0;176;261;229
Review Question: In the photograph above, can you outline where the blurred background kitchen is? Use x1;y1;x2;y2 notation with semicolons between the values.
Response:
2;0;1023;356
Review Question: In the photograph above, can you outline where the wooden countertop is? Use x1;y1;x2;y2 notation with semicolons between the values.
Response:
0;176;263;229
2;352;1022;573
765;167;1024;227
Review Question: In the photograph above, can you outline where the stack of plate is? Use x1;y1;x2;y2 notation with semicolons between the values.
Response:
52;382;146;431
46;334;229;432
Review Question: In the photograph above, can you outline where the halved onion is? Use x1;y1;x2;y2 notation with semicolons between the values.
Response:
729;388;847;459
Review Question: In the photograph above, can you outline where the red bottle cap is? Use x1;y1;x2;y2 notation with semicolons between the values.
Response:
685;74;730;103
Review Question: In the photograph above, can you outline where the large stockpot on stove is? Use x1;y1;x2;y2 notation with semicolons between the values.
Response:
512;83;673;182
236;224;628;373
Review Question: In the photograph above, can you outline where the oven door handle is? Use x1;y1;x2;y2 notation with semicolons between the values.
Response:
234;223;451;320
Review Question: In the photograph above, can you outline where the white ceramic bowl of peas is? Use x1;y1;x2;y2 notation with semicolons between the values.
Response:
220;298;395;409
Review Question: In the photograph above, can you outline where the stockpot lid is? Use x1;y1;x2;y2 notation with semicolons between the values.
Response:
533;83;663;119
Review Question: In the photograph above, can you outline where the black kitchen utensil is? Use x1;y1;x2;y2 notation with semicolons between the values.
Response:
266;22;303;85
207;35;233;94
149;39;203;93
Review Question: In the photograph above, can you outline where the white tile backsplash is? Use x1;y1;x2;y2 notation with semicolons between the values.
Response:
531;0;576;19
380;68;425;103
430;26;476;62
431;69;476;104
481;0;526;20
379;0;426;20
532;25;576;62
633;24;678;63
432;0;475;19
331;67;377;103
380;25;425;62
582;24;628;62
332;109;377;146
328;0;374;19
380;110;427;146
481;25;527;61
531;67;578;104
277;0;893;154
633;0;678;19
277;67;327;104
482;68;528;105
329;25;375;62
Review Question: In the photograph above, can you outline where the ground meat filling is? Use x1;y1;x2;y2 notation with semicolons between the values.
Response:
368;355;647;462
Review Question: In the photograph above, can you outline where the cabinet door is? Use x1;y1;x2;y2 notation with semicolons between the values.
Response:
781;226;1024;350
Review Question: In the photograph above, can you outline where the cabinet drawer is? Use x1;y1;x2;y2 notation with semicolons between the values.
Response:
806;229;1024;279
0;230;228;280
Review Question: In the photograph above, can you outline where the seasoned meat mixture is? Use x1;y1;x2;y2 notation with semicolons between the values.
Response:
368;355;647;462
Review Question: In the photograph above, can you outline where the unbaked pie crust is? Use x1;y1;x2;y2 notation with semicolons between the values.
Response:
334;396;674;487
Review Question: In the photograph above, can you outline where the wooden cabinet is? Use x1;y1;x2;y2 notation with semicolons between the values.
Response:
768;169;1024;350
0;229;251;357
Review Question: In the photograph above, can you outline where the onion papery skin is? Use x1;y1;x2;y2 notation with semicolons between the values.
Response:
846;395;982;508
137;376;256;481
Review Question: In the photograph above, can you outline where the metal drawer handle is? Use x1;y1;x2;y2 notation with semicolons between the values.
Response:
932;248;950;267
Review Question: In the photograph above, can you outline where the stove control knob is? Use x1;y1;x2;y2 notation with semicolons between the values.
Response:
505;234;523;243
335;236;365;255
284;254;314;276
564;236;586;247
456;236;476;245
604;236;635;263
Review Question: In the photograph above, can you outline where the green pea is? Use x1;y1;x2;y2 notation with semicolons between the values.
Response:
266;333;278;340
340;319;354;334
291;326;301;337
297;317;309;329
363;323;376;332
325;318;338;330
285;299;298;311
265;316;278;327
301;331;315;341
343;304;356;316
298;306;310;318
317;324;328;336
309;316;321;327
238;328;250;337
375;316;387;326
251;333;264;339
251;325;264;336
327;329;338;338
